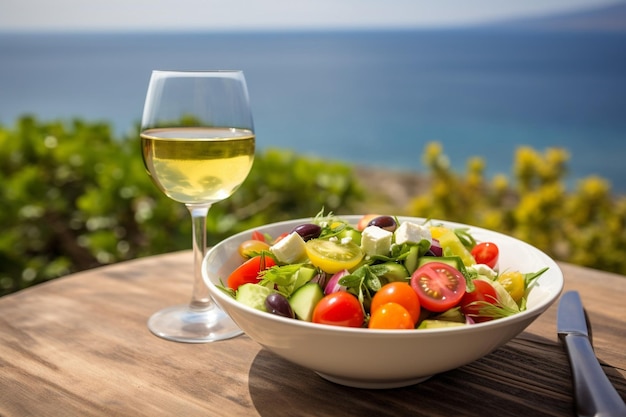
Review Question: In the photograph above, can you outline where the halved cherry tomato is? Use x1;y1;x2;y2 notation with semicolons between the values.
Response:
497;271;524;303
251;230;266;242
471;242;499;269
227;255;276;290
369;302;414;330
305;239;364;274
312;292;364;328
370;282;421;324
238;239;271;259
460;279;498;322
410;262;466;312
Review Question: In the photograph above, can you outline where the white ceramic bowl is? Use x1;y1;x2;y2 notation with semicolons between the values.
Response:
202;216;563;389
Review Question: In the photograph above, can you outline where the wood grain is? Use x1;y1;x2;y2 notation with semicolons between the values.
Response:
1;251;624;417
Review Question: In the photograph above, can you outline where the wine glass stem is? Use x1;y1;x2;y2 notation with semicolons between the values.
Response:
187;203;212;310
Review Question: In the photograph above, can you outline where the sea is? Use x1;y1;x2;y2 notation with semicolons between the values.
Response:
1;29;625;193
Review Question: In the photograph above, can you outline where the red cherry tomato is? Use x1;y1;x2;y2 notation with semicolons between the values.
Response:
369;302;414;330
460;279;498;322
370;282;421;324
470;242;499;269
251;230;266;242
227;255;276;290
410;262;466;313
272;232;289;245
312;292;364;328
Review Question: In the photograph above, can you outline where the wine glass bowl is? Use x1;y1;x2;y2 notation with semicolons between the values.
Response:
141;127;254;204
140;70;254;343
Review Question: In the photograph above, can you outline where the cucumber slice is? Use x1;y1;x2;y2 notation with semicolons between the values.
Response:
417;256;465;271
432;306;465;323
404;245;420;274
292;265;317;293
375;262;409;284
289;282;324;321
418;319;465;329
236;283;272;312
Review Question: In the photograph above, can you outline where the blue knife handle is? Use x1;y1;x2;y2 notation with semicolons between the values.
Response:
563;333;626;417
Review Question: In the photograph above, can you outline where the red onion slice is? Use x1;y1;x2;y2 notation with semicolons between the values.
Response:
427;238;443;257
324;270;349;295
310;272;327;288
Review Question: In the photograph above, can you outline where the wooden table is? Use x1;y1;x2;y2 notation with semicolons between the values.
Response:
1;250;625;417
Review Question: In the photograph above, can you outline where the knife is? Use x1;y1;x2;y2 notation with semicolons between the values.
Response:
557;290;626;417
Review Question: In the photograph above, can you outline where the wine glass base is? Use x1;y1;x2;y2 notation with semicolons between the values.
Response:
148;303;243;343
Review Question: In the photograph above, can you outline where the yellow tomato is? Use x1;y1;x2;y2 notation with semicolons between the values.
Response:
497;271;525;303
237;240;271;259
305;239;364;274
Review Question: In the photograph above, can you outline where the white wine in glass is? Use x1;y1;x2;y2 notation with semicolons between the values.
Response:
140;70;254;343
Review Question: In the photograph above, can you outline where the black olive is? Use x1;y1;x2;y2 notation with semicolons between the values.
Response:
265;293;295;319
367;215;397;232
291;223;322;241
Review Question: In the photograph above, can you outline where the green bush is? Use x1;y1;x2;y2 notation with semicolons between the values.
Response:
0;116;364;296
407;142;626;275
2;117;623;297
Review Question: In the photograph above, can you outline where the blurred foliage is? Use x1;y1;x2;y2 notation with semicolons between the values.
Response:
407;142;626;276
2;117;624;297
0;116;363;296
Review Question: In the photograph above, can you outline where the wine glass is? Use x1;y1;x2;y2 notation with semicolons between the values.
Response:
140;70;254;343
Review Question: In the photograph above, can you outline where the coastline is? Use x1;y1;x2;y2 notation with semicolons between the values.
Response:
353;166;430;214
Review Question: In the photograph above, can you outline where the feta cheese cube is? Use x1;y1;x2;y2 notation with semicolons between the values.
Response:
270;232;307;264
361;226;393;257
394;222;432;246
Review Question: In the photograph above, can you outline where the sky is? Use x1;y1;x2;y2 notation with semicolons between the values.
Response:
1;0;624;32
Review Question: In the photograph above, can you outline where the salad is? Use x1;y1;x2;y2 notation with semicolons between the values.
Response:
219;210;548;330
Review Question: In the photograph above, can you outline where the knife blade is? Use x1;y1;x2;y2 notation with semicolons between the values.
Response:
557;290;626;417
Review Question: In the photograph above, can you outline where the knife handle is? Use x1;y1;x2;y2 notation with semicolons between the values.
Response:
563;333;626;417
